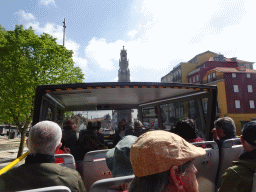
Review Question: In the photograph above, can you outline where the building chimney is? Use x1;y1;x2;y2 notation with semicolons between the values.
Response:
231;57;237;62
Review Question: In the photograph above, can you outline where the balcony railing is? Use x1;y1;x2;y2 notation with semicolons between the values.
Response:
201;74;224;84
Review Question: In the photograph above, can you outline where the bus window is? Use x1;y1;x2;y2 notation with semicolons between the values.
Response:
33;82;217;141
142;107;159;129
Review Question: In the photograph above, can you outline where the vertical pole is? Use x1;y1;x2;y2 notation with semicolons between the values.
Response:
63;18;66;46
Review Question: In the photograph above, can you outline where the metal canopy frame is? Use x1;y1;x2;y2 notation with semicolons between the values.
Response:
33;82;217;126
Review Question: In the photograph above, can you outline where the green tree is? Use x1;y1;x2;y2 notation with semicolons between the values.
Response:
0;25;84;157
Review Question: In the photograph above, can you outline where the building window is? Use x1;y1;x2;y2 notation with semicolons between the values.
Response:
232;73;236;78
193;76;195;83
207;74;211;82
233;85;239;92
250;100;255;109
196;75;199;81
235;100;240;108
247;73;251;78
248;85;253;92
212;72;216;79
189;78;192;83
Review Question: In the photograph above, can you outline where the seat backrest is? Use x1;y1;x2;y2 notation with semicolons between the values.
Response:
193;141;219;192
216;138;244;188
89;175;135;192
54;154;76;170
82;149;112;191
251;172;256;192
17;186;71;192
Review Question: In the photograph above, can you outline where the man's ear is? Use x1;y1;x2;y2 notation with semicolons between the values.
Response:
170;166;184;190
56;143;62;150
240;135;244;144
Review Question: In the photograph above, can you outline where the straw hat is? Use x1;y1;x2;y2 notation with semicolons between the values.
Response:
130;130;206;177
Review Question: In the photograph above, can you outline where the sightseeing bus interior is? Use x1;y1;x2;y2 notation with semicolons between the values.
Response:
33;83;217;141
22;82;229;191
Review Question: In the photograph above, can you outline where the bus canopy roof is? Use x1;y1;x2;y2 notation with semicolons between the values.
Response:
35;82;217;111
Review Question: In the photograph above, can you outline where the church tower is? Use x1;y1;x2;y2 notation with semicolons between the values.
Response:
116;46;132;126
118;46;130;82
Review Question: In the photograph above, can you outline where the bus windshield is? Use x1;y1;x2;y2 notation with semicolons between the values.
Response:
33;82;217;140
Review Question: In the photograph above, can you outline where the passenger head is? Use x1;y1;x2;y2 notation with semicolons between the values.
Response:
134;120;143;129
175;121;197;140
27;121;62;155
106;135;137;177
240;121;256;151
96;121;101;130
214;117;236;139
129;130;206;192
63;119;75;131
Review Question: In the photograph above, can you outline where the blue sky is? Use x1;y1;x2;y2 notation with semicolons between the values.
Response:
1;0;256;83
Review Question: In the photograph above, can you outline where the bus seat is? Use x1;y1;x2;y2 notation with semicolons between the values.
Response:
251;172;256;192
89;175;135;192
216;138;244;189
82;149;112;191
17;186;71;192
54;154;76;170
193;141;219;192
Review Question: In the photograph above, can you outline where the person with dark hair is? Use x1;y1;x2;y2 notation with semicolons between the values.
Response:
113;120;126;146
62;120;78;148
129;130;206;192
0;121;86;192
77;121;105;160
211;117;237;149
218;121;256;192
175;121;205;148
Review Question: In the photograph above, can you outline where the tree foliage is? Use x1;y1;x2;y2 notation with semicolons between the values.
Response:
0;25;84;157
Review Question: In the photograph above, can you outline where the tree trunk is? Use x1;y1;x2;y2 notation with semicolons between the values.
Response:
17;126;27;158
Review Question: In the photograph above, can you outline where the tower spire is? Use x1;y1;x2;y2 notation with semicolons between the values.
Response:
118;46;130;82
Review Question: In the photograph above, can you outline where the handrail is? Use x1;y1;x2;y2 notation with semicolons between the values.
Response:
0;151;29;175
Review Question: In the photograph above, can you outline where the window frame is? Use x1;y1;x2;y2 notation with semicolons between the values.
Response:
212;72;216;79
248;85;253;93
233;85;239;92
235;100;240;109
247;73;251;78
207;74;211;82
232;73;236;78
250;100;255;109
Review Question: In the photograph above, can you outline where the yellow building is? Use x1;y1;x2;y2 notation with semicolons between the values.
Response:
161;51;217;83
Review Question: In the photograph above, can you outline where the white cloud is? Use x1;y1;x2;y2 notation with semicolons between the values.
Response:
84;0;256;82
113;77;118;82
27;22;63;41
40;0;55;6
128;30;138;39
15;10;35;21
26;22;88;75
85;38;126;70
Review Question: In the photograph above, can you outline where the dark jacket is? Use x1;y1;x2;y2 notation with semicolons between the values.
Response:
0;154;86;192
215;135;238;150
62;129;78;148
219;149;256;192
